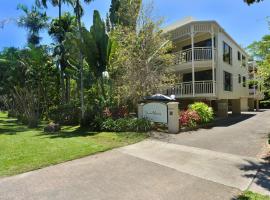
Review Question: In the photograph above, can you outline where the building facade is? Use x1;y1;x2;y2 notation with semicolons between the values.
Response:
163;18;264;116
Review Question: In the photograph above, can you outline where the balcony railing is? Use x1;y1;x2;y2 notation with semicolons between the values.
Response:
249;88;259;95
173;47;215;65
165;80;215;97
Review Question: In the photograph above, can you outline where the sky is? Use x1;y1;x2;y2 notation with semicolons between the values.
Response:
0;0;270;50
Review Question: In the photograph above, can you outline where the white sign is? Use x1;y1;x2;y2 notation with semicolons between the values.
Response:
143;102;168;123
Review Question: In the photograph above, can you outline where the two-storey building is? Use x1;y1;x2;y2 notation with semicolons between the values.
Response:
163;17;263;117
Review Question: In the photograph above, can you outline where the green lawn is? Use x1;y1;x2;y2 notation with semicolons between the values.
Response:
238;191;270;200
0;112;147;177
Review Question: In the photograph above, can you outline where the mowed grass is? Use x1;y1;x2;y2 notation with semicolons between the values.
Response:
238;191;270;200
0;112;147;177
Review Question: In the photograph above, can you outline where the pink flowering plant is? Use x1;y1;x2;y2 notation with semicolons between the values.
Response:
179;110;201;128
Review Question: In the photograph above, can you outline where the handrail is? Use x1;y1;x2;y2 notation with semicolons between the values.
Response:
173;47;216;65
165;80;216;96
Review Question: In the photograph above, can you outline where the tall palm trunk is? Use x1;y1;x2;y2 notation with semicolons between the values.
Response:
58;0;66;104
75;1;85;120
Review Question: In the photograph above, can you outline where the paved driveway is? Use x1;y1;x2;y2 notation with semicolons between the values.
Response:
0;111;269;200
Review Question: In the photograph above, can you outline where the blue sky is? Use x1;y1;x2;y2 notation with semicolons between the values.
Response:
0;0;269;50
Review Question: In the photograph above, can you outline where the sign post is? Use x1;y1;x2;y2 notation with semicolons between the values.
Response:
138;101;179;134
167;102;179;134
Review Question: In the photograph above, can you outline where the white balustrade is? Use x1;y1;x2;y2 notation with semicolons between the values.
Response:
173;47;215;65
166;81;215;97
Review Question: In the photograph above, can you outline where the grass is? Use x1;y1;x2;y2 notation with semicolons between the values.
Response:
0;112;148;177
238;191;270;200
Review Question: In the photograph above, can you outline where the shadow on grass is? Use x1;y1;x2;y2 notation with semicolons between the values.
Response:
0;119;30;135
39;126;100;139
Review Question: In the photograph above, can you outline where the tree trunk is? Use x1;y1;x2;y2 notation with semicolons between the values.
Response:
65;75;70;103
76;2;85;120
58;0;66;104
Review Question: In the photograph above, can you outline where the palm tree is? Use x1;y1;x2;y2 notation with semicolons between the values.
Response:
70;0;94;121
49;13;77;102
36;0;73;103
17;4;48;46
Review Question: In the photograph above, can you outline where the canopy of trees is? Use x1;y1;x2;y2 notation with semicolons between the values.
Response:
0;0;175;128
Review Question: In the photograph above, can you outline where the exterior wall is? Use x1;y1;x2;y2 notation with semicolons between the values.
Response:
166;20;256;102
215;30;250;100
240;98;248;111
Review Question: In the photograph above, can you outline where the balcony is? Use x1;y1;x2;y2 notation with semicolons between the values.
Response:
165;80;216;98
171;47;216;71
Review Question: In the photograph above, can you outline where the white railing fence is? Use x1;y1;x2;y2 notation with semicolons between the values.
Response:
173;47;215;65
166;80;215;96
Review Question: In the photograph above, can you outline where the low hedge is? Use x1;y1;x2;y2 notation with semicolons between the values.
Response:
101;118;153;132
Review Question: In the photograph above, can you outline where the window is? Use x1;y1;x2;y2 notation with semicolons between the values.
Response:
243;76;246;87
223;42;232;65
224;71;232;91
238;51;241;61
242;55;246;67
238;74;241;83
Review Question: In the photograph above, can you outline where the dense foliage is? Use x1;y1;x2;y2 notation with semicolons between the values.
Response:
188;102;214;124
179;110;201;128
102;118;153;132
179;102;214;128
247;35;270;100
0;1;175;131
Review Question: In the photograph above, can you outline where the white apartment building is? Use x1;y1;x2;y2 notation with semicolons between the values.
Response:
163;17;264;117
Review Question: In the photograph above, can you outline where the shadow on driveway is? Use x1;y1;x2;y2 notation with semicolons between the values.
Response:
239;156;270;193
213;113;256;127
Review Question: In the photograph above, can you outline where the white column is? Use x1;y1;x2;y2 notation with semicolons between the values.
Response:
167;102;179;134
211;25;215;96
191;25;195;97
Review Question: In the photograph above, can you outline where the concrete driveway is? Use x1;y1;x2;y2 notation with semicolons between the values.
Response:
0;111;270;200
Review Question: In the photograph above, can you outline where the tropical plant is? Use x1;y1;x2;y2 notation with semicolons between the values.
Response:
12;87;40;127
70;0;95;121
101;117;152;132
179;110;201;128
17;4;48;46
49;12;77;103
188;102;214;124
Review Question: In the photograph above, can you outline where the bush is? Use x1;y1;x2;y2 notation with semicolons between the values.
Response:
260;100;270;108
179;110;201;128
103;106;129;119
101;118;152;132
188;102;214;124
49;102;80;125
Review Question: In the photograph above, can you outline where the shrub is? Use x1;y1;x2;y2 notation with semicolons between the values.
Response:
179;110;201;128
188;102;214;124
103;106;129;119
260;100;270;108
49;102;80;125
101;118;152;132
